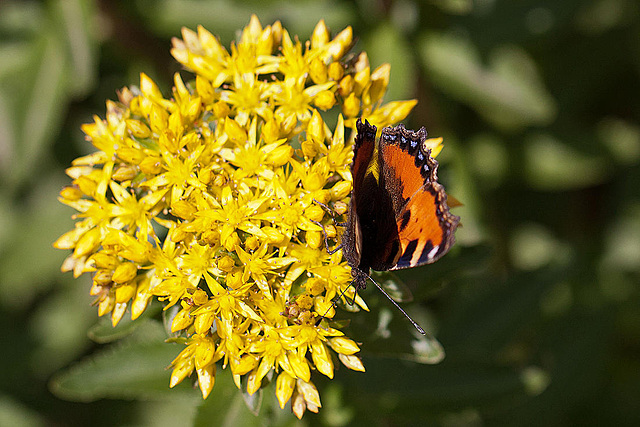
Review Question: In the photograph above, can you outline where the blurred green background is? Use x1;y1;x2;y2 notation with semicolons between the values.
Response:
1;0;639;425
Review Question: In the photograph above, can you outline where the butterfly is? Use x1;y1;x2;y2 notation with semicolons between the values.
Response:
324;118;460;333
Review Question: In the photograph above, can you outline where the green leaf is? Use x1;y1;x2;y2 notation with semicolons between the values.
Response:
597;117;640;165
0;172;75;308
88;303;160;344
524;133;611;190
195;370;306;427
0;395;45;427
50;320;199;402
339;358;548;422
346;294;446;364
405;244;494;301
0;5;64;189
0;1;97;190
439;266;568;355
240;373;266;416
431;0;473;15
29;283;96;377
194;369;263;427
136;0;354;43
362;22;416;103
50;0;98;96
373;271;413;303
418;33;556;131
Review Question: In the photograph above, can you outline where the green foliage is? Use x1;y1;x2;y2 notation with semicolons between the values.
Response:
1;0;639;426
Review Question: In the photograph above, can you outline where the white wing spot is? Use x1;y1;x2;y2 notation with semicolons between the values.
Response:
428;245;439;260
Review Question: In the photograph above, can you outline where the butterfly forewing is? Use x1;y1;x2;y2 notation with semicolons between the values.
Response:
341;120;378;271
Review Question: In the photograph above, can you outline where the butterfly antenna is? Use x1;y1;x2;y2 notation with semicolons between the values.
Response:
368;275;426;335
315;285;353;327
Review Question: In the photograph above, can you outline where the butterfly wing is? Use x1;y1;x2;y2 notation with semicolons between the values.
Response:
371;123;460;270
340;119;378;271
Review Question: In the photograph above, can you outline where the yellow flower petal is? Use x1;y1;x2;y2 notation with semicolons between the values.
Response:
311;341;334;379
338;353;365;372
115;281;136;303
296;379;322;408
329;336;360;355
276;371;295;409
197;364;216;399
111;302;127;326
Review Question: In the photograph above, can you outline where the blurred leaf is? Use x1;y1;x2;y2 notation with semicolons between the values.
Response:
439;266;569;355
418;33;556;131
373;271;413;303
0;191;17;252
467;133;509;188
339;357;548;423
136;400;200;427
136;0;354;42
239;371;268;416
194;370;264;427
0;172;75;308
575;0;636;34
431;0;474;15
50;0;98;96
0;33;67;187
29;281;96;377
601;203;640;273
597;117;640;165
405;244;494;301
50;320;198;402
509;223;572;271
88;304;160;344
524;133;611;190
346;294;445;364
0;395;44;427
362;21;415;103
0;1;97;189
242;389;263;417
195;370;307;426
488;309;614;425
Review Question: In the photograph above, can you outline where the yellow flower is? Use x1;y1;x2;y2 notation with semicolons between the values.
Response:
55;15;420;419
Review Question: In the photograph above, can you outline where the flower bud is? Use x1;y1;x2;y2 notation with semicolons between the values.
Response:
313;91;335;110
126;119;151;139
327;62;344;81
342;93;360;118
112;164;138;181
138;156;163;175
112;262;138;284
217;255;235;272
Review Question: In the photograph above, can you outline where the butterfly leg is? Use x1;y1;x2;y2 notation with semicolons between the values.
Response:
310;219;343;255
312;199;347;227
312;198;334;216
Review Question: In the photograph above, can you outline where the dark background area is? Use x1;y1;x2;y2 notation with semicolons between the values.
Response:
1;0;639;425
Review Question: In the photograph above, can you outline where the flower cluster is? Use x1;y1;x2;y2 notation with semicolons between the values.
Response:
55;15;416;418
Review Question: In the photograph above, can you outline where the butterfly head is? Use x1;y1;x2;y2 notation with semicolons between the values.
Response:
350;267;369;293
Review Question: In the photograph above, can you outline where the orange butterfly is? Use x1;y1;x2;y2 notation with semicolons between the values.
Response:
322;119;459;333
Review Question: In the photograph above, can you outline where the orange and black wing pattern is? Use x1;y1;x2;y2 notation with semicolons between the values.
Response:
374;122;459;270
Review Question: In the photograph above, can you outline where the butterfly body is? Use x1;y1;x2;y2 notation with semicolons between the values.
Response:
341;119;460;293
